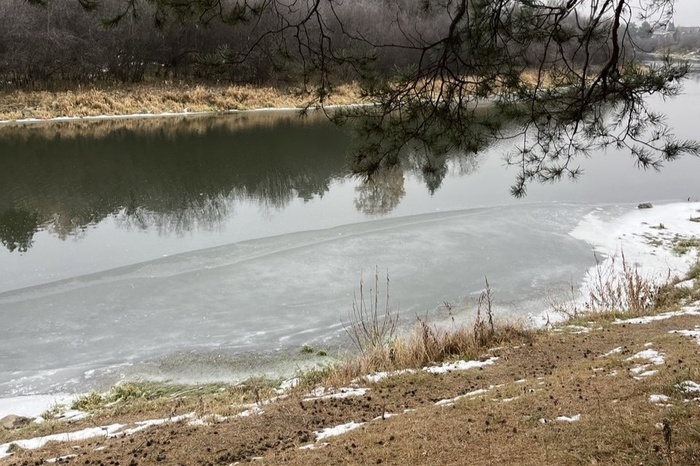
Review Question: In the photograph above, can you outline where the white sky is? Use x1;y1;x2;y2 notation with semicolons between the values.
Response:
672;0;700;26
627;0;700;26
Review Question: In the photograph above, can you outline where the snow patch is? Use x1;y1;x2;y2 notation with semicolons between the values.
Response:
571;203;700;288
236;406;264;417
670;328;700;345
677;381;700;393
0;424;124;459
46;454;78;463
315;421;364;441
423;357;498;374
649;394;671;404
614;308;700;325
435;387;493;406
601;347;623;357
0;413;198;459
303;387;368;402
356;369;416;384
626;349;665;366
355;357;498;385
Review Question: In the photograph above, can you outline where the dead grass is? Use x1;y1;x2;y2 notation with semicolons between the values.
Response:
336;275;537;385
586;250;662;315
0;110;334;142
0;82;364;121
3;306;700;466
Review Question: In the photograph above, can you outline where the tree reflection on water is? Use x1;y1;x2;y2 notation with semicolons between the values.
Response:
0;110;491;253
0;113;351;252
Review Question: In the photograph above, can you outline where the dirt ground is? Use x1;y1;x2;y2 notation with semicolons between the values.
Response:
2;309;699;466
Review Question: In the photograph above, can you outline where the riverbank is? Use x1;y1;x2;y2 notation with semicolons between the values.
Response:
1;303;699;465
0;83;364;123
1;202;699;465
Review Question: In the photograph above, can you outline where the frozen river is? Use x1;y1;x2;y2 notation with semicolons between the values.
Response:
1;75;700;398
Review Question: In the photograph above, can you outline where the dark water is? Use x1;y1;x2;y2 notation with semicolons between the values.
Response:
1;77;700;396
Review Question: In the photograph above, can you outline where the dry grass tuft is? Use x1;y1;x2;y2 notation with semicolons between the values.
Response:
337;275;536;383
586;249;661;315
552;249;695;322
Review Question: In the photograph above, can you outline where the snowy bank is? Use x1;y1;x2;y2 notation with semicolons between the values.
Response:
529;201;700;327
570;202;700;282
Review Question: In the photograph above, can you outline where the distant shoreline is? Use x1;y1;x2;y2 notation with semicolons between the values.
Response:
0;83;364;125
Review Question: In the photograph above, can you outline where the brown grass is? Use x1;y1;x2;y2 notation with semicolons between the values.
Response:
0;82;364;121
337;275;536;384
0;108;334;141
3;307;700;466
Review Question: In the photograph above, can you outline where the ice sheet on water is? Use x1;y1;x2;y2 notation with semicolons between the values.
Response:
0;204;593;398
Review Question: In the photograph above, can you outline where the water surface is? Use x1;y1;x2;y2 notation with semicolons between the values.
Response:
2;77;700;397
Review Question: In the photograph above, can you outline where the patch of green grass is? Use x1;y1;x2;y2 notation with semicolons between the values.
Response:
71;382;232;412
6;443;24;454
71;391;106;411
294;363;339;388
687;261;700;281
40;403;64;420
672;238;700;256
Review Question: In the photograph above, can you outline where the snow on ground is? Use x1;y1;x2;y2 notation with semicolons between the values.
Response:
435;386;498;407
601;347;623;357
570;202;700;285
649;394;671;404
626;348;665;366
615;308;700;325
625;347;665;380
678;381;700;393
353;357;498;386
0;394;78;420
356;369;416;384
302;387;369;402
670;328;700;345
0;413;196;459
530;202;700;327
553;325;591;334
423;357;498;374
0;424;124;459
314;421;365;441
